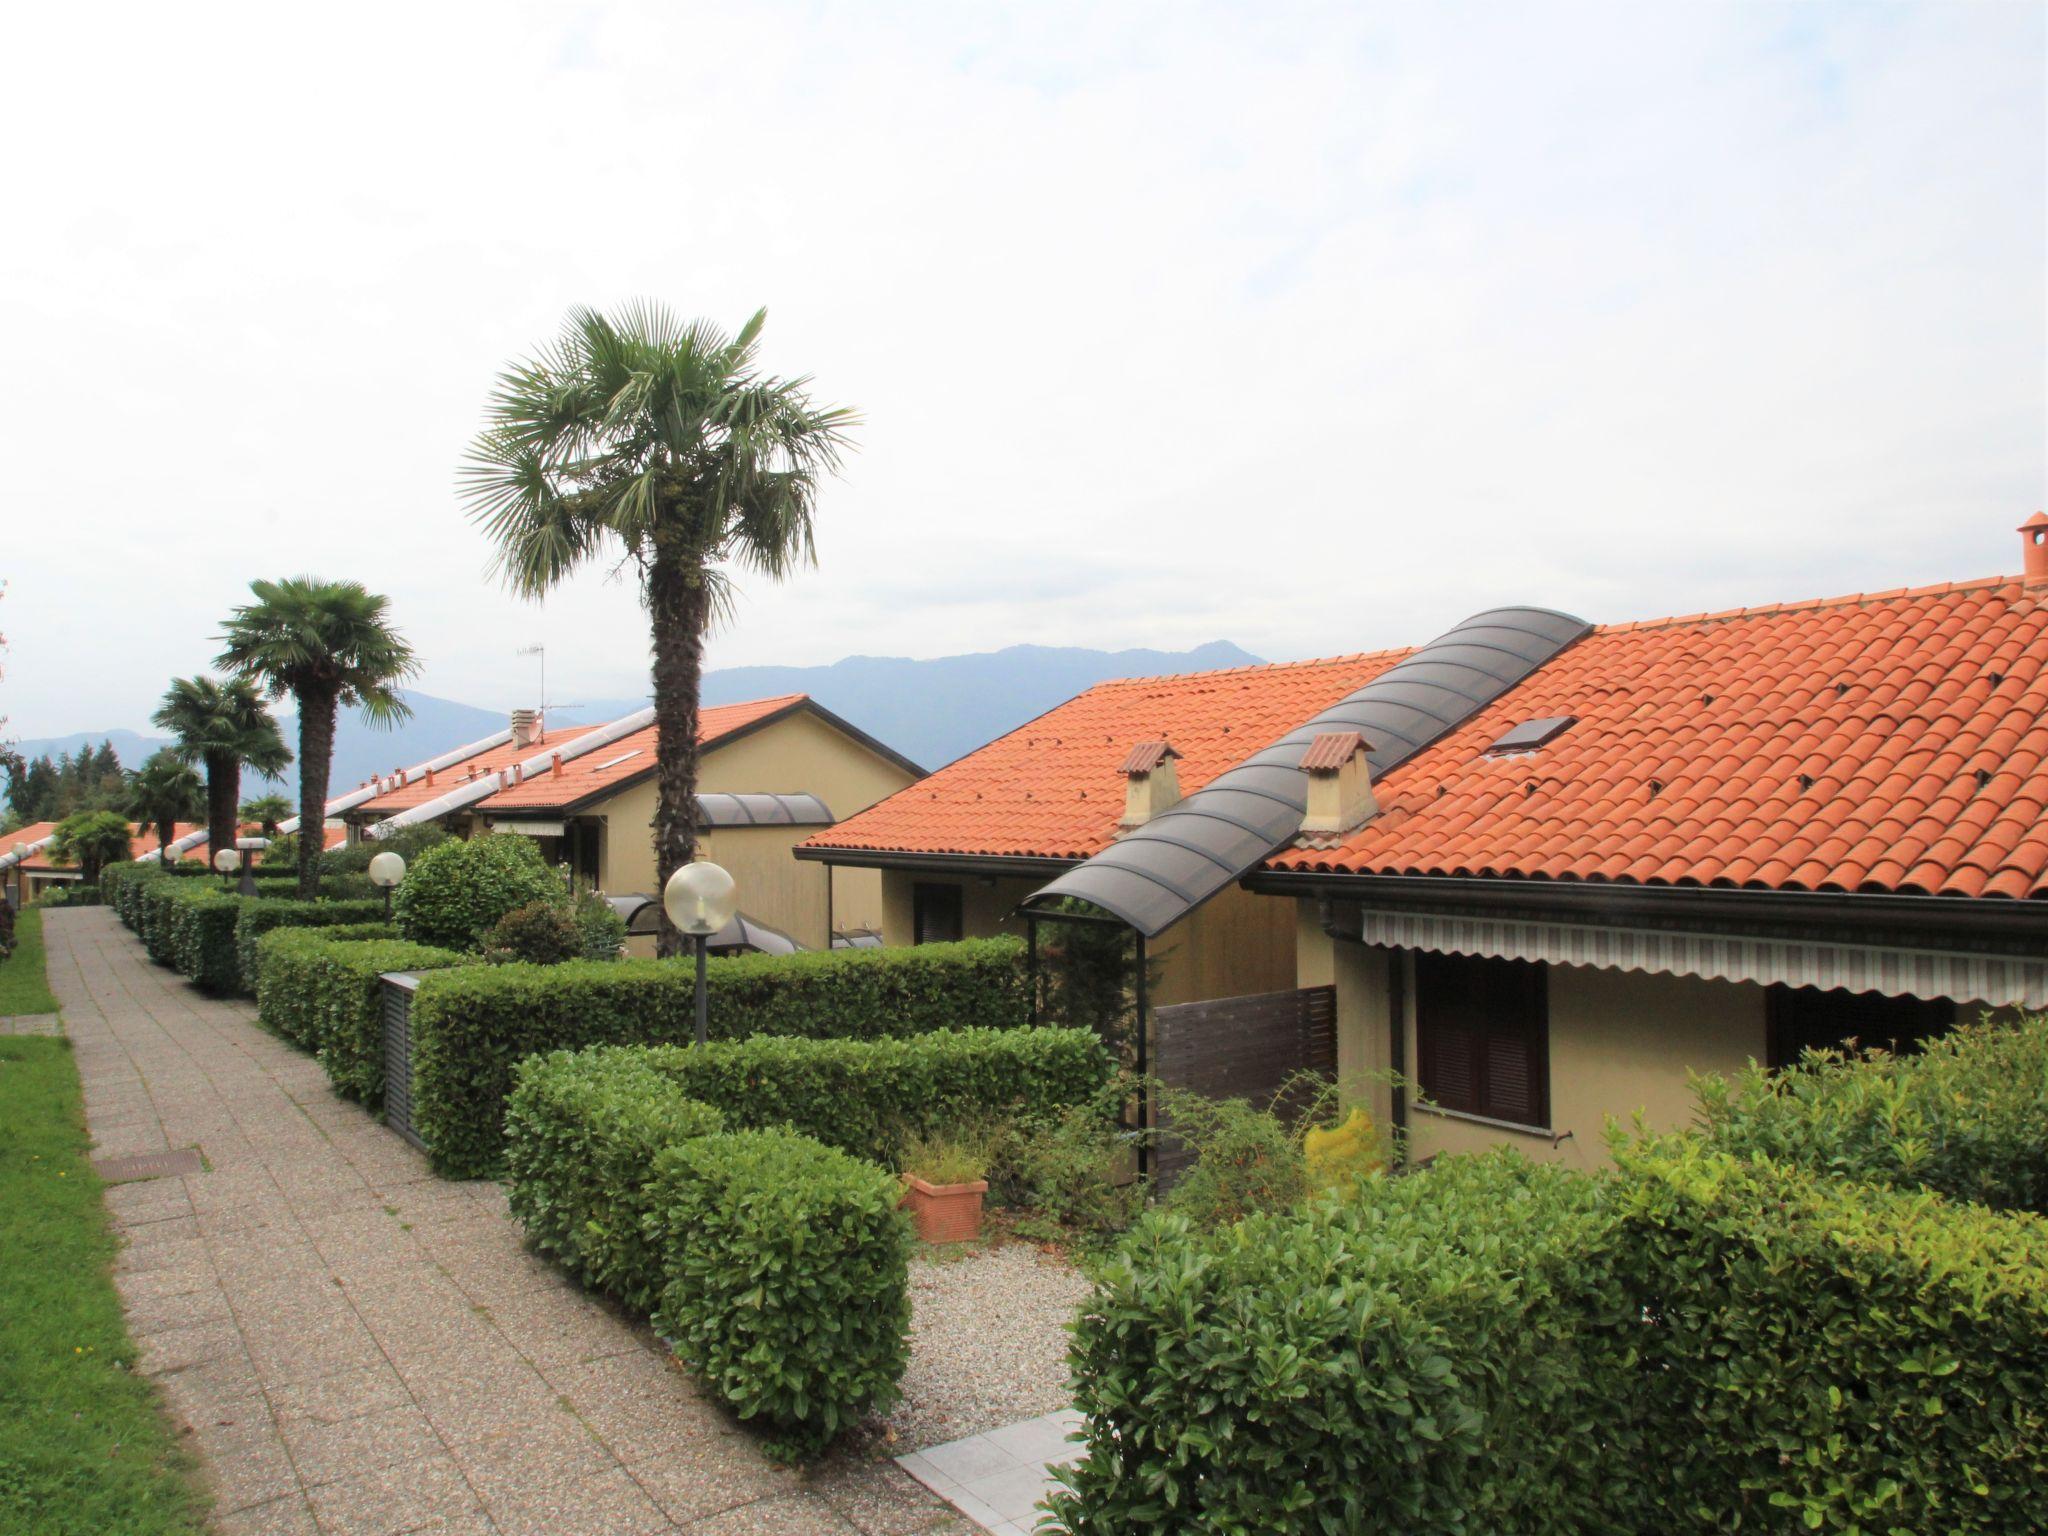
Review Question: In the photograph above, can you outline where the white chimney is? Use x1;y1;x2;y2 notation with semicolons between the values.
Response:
510;708;542;748
1298;731;1376;836
1119;740;1182;829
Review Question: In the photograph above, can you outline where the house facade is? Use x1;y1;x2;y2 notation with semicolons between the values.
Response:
1018;516;2048;1169
351;696;922;952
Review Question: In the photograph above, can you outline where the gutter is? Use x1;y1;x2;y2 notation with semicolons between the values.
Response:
792;846;1079;880
367;708;656;838
1249;869;2048;951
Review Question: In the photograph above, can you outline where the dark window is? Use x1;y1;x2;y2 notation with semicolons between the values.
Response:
912;882;964;945
1766;987;1954;1069
1415;952;1549;1128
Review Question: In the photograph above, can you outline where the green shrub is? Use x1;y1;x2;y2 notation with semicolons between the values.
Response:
1049;1151;1635;1536
482;900;583;965
406;938;1031;1177
145;879;242;991
991;1087;1147;1240
1614;1137;2048;1532
239;870;376;901
1692;1013;2048;1213
648;1129;911;1459
504;1051;724;1309
320;822;447;874
570;887;625;961
0;900;13;959
33;885;101;908
393;834;566;951
255;931;473;1101
1155;1085;1314;1231
232;897;389;998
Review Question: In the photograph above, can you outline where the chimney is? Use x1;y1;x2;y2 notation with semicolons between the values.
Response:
2022;513;2048;588
1298;730;1377;836
1119;740;1182;828
510;708;542;748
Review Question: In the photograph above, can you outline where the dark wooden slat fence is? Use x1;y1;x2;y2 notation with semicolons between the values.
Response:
1151;984;1337;1188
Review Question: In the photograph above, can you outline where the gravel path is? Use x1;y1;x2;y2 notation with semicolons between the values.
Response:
878;1241;1092;1452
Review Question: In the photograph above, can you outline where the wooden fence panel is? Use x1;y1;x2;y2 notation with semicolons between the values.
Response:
1151;984;1336;1187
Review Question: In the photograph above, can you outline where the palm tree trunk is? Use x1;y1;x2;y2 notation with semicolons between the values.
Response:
156;816;174;861
205;751;239;875
648;548;707;958
296;686;338;900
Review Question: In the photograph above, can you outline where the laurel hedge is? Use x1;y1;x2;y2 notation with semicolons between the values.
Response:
409;938;1027;1176
254;931;474;1102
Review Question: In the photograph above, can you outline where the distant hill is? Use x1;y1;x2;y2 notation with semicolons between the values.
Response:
11;639;1265;799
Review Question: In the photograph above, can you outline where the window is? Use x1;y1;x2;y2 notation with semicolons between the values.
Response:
912;882;964;945
1415;952;1549;1128
1765;987;1954;1069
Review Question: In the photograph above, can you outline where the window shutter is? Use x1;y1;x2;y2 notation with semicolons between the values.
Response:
1424;1018;1480;1114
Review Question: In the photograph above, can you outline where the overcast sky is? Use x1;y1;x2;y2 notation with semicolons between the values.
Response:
3;1;2042;739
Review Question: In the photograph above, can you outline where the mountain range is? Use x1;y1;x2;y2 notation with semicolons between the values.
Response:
11;639;1265;800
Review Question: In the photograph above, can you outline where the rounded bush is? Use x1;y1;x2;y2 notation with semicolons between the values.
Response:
393;835;566;952
484;900;584;966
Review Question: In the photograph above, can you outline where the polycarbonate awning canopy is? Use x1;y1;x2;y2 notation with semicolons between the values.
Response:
1025;606;1591;937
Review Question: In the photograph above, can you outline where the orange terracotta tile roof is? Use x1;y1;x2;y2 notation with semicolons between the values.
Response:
352;725;605;815
4;820;343;873
1271;577;2048;900
477;695;809;813
806;653;1413;862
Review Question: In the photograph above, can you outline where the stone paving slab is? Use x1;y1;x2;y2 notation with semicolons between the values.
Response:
47;908;971;1536
0;1011;62;1034
898;1410;1083;1535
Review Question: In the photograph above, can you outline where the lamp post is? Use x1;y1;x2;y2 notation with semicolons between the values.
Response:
214;846;255;897
663;861;737;1047
368;851;407;920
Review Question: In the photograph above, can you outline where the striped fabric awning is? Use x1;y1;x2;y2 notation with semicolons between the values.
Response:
1351;909;2048;1011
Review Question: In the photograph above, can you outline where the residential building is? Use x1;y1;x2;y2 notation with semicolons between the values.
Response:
351;696;923;951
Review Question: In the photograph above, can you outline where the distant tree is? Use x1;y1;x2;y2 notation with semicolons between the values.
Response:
239;793;293;835
126;751;204;858
217;578;417;900
151;676;290;869
50;809;134;885
461;304;854;954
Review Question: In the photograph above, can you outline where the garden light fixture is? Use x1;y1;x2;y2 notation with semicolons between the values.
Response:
368;850;406;918
663;860;737;1047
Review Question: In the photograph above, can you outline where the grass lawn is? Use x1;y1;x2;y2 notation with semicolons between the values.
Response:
0;908;61;1017
0;1035;210;1536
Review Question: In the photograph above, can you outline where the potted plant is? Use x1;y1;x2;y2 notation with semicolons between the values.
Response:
898;1131;991;1244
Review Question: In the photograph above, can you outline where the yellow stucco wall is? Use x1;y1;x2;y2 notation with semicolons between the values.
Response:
586;708;919;934
878;870;1298;1006
1299;904;1770;1172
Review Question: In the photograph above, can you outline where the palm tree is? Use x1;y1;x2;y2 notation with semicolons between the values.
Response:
50;809;135;885
152;676;291;873
217;578;418;899
125;750;204;860
460;304;855;954
239;794;293;835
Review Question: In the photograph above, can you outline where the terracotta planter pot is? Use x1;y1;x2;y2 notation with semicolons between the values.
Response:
900;1174;988;1244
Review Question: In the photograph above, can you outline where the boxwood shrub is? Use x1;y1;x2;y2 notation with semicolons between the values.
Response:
393;834;568;951
648;1129;911;1460
232;897;389;998
255;931;474;1102
1614;1137;2048;1533
503;1051;725;1309
1048;1151;1636;1536
408;938;1028;1176
1692;1012;2048;1213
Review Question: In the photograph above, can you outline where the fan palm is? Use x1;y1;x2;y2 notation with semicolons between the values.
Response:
240;794;293;835
151;676;291;871
461;303;856;954
125;750;204;861
217;578;417;899
50;809;135;885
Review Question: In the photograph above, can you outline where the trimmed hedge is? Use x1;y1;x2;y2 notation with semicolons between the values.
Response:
648;1130;911;1460
1616;1137;2048;1533
1693;1013;2048;1213
504;1052;725;1309
408;938;1028;1177
232;897;389;998
394;834;567;951
255;931;474;1102
1049;1152;1635;1535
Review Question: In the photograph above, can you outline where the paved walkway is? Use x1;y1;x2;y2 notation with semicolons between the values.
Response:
47;909;972;1536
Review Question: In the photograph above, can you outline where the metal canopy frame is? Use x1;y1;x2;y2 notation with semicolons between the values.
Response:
1022;606;1592;938
1024;903;1151;1180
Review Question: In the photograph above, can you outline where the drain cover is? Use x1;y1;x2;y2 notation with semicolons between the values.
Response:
93;1148;203;1184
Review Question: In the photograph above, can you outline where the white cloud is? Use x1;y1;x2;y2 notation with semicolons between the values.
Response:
1;0;2039;735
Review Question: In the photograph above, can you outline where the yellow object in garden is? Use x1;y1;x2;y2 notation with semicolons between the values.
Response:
1304;1106;1384;1193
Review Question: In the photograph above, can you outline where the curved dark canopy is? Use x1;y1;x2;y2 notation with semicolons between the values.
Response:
1025;606;1591;936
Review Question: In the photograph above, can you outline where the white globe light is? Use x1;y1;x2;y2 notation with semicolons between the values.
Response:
213;847;241;873
367;851;407;889
663;860;737;938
